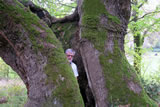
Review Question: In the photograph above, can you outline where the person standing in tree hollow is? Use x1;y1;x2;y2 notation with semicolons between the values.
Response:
65;48;79;78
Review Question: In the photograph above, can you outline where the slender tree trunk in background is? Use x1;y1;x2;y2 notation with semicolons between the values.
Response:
132;0;144;74
0;0;158;107
133;34;143;74
0;0;84;107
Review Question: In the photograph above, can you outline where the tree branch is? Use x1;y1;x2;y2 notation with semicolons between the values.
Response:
138;11;160;20
130;11;160;22
57;0;76;8
51;7;79;24
143;20;160;36
138;3;144;8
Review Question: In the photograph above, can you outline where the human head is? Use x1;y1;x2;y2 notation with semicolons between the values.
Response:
65;48;75;63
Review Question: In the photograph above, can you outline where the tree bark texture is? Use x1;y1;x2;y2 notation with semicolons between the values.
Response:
0;0;84;107
0;0;158;107
133;34;143;74
51;20;95;107
77;0;157;106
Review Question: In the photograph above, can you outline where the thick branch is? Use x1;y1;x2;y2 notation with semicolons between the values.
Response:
19;0;79;27
19;0;56;26
51;7;79;24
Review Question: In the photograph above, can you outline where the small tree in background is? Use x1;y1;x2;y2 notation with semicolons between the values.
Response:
126;0;160;74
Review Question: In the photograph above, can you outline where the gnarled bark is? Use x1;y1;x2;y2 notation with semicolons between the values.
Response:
0;0;158;107
0;0;84;107
77;0;157;106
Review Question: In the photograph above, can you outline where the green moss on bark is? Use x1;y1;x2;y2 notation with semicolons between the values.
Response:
82;0;120;25
0;0;84;106
51;22;78;49
81;0;157;106
0;0;45;50
81;0;120;52
44;47;84;107
99;47;157;106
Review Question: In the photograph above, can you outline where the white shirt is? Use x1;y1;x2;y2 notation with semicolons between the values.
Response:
70;62;78;77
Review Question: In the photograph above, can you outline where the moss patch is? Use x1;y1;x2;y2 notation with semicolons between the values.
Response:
81;0;157;106
51;22;78;49
99;46;157;106
44;47;84;107
0;0;84;106
82;0;120;25
0;0;50;51
81;0;120;52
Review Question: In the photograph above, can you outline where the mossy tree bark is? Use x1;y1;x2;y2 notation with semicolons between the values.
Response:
132;0;144;74
0;0;158;107
0;0;84;107
133;33;143;74
77;0;157;107
131;0;144;74
51;21;95;107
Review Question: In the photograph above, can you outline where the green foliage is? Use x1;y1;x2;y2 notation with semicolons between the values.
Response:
141;78;160;102
141;65;160;103
31;0;77;17
126;0;160;74
51;22;78;50
0;80;27;107
129;0;160;41
126;51;160;103
99;47;157;106
0;58;19;79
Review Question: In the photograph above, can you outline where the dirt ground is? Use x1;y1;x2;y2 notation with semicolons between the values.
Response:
0;79;25;87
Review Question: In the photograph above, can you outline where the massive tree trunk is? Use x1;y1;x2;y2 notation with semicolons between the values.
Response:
0;0;84;107
77;0;157;106
0;0;158;107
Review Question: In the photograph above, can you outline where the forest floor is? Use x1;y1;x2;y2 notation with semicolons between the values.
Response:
0;51;160;106
126;51;160;77
0;79;24;87
0;79;27;107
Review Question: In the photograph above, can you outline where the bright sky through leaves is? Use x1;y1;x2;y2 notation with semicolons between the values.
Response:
144;0;160;11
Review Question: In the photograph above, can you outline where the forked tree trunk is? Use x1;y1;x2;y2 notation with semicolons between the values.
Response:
0;0;158;107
